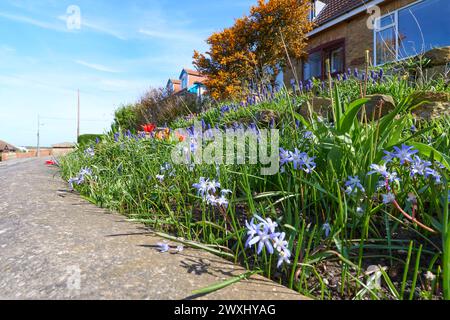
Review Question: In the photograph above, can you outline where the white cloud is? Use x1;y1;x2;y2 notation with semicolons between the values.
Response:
0;11;65;31
75;60;120;73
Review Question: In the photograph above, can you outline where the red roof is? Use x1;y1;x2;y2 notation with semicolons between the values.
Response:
182;68;203;77
314;0;373;26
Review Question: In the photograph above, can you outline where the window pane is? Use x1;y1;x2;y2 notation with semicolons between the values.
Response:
330;47;344;73
304;51;322;80
376;27;397;65
398;0;450;59
378;13;396;29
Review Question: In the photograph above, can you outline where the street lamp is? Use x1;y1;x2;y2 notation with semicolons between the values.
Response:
37;115;45;157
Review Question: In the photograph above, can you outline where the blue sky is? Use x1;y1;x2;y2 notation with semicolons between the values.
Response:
0;0;256;147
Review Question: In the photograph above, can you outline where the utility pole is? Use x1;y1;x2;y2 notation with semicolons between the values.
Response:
37;114;40;158
77;89;80;140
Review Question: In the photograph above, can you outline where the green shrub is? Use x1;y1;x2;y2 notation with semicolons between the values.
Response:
78;134;104;146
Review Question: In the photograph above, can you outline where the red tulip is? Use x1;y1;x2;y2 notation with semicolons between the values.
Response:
142;124;156;133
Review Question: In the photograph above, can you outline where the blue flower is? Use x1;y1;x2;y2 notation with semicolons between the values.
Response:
273;232;288;252
279;148;292;167
221;189;233;196
206;179;221;194
386;171;400;184
382;150;396;163
206;194;218;206
255;214;278;234
410;156;432;177
84;147;95;157
114;132;120;142
248;224;275;255
269;118;275;129
345;176;365;195
322;223;331;238
368;164;389;177
276;247;291;269
156;242;170;253
303;131;315;140
245;218;258;248
68;177;79;189
214;195;229;208
193;177;209;197
245;215;291;268
425;168;442;184
382;193;396;204
393;145;418;165
299;153;316;174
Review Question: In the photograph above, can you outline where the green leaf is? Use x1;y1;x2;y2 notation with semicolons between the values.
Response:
338;98;369;134
192;270;260;295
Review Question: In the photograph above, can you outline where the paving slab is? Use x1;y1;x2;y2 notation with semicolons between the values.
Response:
0;158;308;300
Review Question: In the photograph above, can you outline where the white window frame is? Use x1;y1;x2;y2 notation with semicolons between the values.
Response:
373;0;424;66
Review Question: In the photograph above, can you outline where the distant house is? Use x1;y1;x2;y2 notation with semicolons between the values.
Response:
166;79;182;95
0;140;18;161
284;0;450;83
166;68;208;99
0;140;17;153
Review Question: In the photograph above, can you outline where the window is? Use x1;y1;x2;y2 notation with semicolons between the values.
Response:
330;47;344;73
309;0;326;21
303;40;345;80
304;51;322;80
181;73;188;89
374;0;450;65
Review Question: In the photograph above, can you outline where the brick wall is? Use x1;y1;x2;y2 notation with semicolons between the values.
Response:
1;149;52;162
284;0;418;83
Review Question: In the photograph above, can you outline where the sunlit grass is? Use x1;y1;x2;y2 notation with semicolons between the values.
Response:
59;70;450;300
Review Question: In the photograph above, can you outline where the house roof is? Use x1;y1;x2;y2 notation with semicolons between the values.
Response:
314;0;373;26
0;140;17;152
168;79;181;85
179;68;204;78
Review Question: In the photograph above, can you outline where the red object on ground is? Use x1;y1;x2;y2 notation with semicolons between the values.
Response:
45;160;57;166
142;124;156;133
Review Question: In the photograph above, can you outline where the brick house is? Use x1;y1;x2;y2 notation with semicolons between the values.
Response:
284;0;450;83
166;68;208;98
0;140;18;161
166;79;182;94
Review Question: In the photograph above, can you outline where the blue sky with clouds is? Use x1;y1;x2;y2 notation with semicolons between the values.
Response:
0;0;256;147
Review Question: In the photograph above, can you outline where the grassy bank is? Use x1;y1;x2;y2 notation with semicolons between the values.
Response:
59;68;450;300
